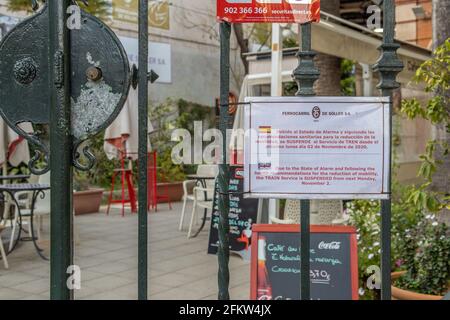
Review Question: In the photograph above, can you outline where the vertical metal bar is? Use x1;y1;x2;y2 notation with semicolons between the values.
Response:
49;0;73;300
138;0;149;301
373;0;403;300
217;22;231;300
299;199;310;300
292;22;320;301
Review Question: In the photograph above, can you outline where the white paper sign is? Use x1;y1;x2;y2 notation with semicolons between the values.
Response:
119;36;172;83
244;97;391;199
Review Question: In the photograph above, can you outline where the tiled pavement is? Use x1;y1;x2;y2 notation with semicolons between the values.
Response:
0;202;250;300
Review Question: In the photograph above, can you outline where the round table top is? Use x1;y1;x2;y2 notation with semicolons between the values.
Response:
0;183;50;192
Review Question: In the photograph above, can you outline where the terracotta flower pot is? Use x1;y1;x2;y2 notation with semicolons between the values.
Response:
73;188;104;215
391;271;444;300
156;182;183;203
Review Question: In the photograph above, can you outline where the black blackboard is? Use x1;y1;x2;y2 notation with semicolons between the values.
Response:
251;225;358;300
207;166;259;260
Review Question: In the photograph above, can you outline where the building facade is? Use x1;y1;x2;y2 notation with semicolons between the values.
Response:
0;0;245;107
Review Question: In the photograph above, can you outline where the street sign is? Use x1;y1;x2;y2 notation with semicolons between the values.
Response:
243;97;391;199
119;36;172;83
217;0;320;24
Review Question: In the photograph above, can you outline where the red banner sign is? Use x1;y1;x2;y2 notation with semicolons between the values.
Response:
217;0;321;24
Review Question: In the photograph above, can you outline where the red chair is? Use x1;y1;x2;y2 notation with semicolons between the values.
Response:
106;151;137;217
147;151;172;212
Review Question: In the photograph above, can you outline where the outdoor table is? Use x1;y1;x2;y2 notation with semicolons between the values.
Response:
0;175;31;215
0;183;50;260
186;174;216;238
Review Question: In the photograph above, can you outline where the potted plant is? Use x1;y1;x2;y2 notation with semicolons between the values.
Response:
73;170;104;215
391;214;450;300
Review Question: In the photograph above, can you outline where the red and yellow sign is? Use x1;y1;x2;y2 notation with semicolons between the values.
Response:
217;0;320;24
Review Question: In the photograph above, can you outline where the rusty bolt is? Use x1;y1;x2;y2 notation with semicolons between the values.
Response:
86;66;102;81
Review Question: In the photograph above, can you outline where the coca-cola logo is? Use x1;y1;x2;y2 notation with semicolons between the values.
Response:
235;168;244;179
318;241;341;250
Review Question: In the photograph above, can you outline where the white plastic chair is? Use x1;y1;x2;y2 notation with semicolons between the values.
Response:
187;177;216;238
9;172;50;251
0;225;8;269
179;164;218;231
270;200;347;225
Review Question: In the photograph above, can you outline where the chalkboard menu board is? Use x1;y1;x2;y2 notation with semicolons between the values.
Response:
251;225;358;300
208;166;259;260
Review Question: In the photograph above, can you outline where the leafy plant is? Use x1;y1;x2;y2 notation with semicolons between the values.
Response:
349;39;450;299
347;182;425;300
401;39;449;131
149;98;214;182
395;215;450;296
73;169;91;192
400;39;449;210
341;59;356;96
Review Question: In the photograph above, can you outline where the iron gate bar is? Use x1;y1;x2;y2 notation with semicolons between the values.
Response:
138;0;149;301
217;22;231;300
49;0;73;300
373;0;403;300
293;22;320;301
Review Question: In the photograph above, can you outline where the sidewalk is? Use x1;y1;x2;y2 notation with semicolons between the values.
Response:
0;202;250;300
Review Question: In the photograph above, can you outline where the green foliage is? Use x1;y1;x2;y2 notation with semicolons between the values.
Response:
83;132;121;189
347;182;425;299
149;98;215;182
349;40;450;299
341;59;356;96
395;216;450;296
399;40;449;211
400;39;449;131
283;82;298;96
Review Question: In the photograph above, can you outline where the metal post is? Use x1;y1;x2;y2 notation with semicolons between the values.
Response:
292;23;320;300
217;22;231;300
373;0;403;300
138;0;149;301
49;0;73;300
269;23;282;224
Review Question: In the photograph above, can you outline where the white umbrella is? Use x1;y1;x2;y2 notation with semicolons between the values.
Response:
104;87;153;160
0;120;32;175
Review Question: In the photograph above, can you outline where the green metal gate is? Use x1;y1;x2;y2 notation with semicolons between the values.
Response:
0;0;403;300
216;0;403;301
